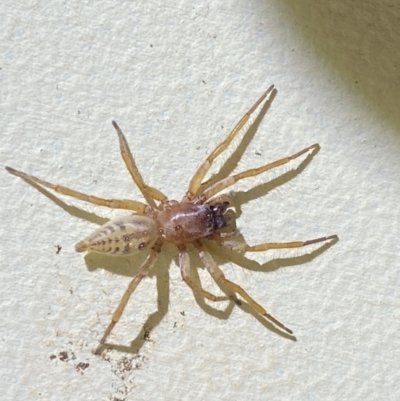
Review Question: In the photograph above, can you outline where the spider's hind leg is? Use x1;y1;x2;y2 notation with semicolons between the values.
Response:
94;246;160;355
5;166;147;213
179;249;229;302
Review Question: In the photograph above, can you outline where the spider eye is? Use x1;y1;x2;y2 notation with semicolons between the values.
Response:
138;242;148;250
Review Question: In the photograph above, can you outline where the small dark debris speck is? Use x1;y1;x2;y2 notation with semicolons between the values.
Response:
76;362;90;373
57;351;76;362
144;329;151;342
58;351;69;361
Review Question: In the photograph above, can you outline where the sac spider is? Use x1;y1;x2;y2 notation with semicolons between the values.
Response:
6;85;337;355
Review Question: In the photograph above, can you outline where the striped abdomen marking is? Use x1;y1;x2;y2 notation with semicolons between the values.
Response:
75;215;158;255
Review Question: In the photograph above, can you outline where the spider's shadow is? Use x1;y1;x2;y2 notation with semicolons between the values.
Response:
233;143;320;218
19;178;108;226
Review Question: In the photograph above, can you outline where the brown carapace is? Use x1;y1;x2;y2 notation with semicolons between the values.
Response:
6;85;337;354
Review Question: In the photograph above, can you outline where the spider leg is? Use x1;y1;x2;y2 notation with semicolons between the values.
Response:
185;85;275;200
220;235;338;253
6;166;147;213
94;246;160;355
202;144;319;200
195;241;293;335
179;251;229;302
206;192;234;206
112;121;167;203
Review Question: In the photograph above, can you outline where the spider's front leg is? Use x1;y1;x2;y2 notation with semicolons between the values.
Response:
194;241;294;336
219;234;338;254
185;85;275;201
202;143;320;201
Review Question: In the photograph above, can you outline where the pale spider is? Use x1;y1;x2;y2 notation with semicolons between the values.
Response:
6;85;337;355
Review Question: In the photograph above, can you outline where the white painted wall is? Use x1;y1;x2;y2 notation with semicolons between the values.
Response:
2;1;399;400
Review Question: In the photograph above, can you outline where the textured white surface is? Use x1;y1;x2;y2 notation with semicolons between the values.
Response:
1;1;400;400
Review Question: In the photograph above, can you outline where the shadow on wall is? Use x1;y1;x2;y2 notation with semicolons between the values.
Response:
275;0;400;135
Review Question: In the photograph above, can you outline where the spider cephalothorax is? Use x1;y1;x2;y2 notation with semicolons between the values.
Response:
155;200;231;244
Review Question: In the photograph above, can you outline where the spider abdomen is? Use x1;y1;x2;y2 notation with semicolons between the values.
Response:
75;215;158;255
156;202;230;244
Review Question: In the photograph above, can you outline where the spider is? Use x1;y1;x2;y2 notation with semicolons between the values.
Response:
6;85;337;355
